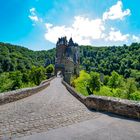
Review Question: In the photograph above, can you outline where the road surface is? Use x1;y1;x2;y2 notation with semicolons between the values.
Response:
0;78;140;140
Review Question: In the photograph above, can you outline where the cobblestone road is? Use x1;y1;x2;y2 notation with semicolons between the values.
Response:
0;78;101;140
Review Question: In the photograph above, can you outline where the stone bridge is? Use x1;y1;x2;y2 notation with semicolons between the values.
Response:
0;77;140;140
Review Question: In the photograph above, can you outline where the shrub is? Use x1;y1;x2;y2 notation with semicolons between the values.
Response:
89;71;101;92
108;71;124;89
0;72;13;92
74;70;91;96
30;66;46;85
94;86;113;97
46;64;54;74
9;71;23;90
125;78;137;99
129;91;140;101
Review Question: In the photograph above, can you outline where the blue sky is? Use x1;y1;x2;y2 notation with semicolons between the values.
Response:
0;0;140;50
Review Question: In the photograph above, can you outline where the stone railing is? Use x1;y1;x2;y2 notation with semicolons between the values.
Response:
62;80;86;104
62;80;140;119
40;76;55;85
0;77;55;105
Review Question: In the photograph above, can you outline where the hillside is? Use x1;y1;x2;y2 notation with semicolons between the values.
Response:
74;43;140;101
80;43;140;78
0;43;140;77
0;42;55;73
0;42;140;97
0;42;140;79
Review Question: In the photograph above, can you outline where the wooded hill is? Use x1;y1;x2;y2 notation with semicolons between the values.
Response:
0;42;140;80
0;42;140;97
0;42;55;73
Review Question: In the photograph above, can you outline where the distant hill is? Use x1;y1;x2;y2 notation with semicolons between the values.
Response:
0;42;55;73
80;44;140;78
0;42;140;79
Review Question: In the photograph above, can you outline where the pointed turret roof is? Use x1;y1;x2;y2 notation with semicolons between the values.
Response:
68;37;74;46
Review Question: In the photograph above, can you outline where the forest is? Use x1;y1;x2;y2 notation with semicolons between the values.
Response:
0;42;55;72
0;42;140;100
0;42;55;92
73;43;140;101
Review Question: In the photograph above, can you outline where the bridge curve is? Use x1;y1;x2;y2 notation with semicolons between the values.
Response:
0;78;140;140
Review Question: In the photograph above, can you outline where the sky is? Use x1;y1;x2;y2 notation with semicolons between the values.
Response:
0;0;140;50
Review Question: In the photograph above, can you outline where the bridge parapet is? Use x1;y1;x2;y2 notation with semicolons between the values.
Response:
0;77;55;105
62;80;140;119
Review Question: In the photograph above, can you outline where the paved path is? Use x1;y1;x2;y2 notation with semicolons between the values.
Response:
0;77;140;140
0;78;100;139
16;114;140;140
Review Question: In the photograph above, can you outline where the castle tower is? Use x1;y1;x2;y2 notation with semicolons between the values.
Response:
55;37;79;84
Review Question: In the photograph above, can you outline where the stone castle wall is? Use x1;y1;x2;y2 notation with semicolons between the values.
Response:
55;37;79;84
62;80;140;119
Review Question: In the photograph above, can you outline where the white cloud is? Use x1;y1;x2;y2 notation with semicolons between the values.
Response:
29;8;40;22
110;27;115;31
132;35;140;42
45;16;105;45
105;30;129;42
29;15;39;22
103;1;130;21
30;8;36;13
43;1;140;45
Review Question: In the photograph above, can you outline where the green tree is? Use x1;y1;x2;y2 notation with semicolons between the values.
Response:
130;91;140;101
89;71;101;92
0;72;13;92
74;70;91;96
30;66;46;85
130;69;140;87
103;75;110;85
108;71;124;89
46;64;54;74
9;71;23;90
22;71;30;83
126;78;137;99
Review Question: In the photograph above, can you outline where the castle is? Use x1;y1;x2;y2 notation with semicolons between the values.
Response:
55;37;79;83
